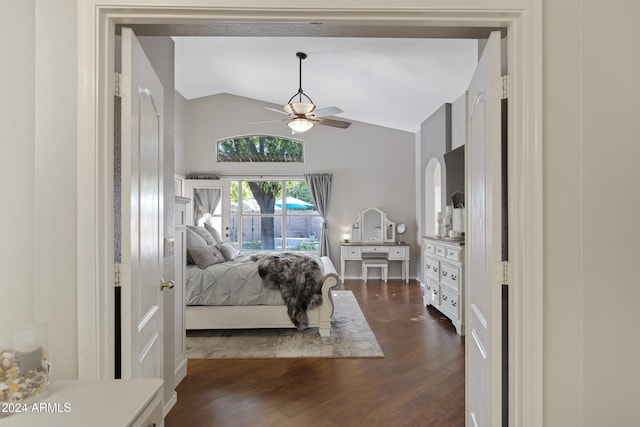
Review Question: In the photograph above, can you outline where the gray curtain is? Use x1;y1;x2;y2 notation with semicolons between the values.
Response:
193;188;221;225
304;173;332;257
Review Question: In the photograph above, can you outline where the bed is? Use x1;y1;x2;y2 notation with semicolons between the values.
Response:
184;245;340;337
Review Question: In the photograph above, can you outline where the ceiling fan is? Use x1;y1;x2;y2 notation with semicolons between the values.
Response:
253;51;352;133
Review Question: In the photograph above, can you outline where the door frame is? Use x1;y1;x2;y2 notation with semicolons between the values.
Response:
76;1;543;425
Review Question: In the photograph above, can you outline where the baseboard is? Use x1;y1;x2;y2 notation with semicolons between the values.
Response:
163;390;177;417
175;357;187;387
342;275;416;281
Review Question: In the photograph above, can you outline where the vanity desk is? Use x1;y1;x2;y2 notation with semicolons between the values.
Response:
340;242;410;283
340;207;410;283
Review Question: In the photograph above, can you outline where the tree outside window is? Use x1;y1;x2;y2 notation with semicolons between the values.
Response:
217;135;304;162
229;180;321;252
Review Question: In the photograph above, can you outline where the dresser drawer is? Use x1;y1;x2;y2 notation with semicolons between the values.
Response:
341;246;362;259
424;239;436;254
434;244;446;258
440;286;460;319
423;280;439;305
425;256;440;281
389;246;407;258
362;246;389;255
445;245;462;261
440;261;461;290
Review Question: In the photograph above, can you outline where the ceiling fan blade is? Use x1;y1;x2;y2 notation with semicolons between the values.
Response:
264;106;291;116
310;117;352;129
249;118;288;124
310;106;343;118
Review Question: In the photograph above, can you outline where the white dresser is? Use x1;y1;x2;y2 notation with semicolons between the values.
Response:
422;237;465;335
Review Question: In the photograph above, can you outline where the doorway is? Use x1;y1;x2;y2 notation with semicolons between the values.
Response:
76;3;543;425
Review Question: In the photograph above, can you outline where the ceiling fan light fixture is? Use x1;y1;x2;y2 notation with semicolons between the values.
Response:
285;102;316;116
288;118;314;133
256;51;351;131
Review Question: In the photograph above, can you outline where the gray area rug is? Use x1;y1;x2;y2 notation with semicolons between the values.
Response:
186;290;384;359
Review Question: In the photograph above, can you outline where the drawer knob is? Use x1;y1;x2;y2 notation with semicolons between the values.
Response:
443;271;448;277
434;267;438;273
451;274;457;280
452;300;457;307
443;294;448;301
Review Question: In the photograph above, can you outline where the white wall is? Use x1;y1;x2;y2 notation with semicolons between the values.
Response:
180;93;417;278
581;1;640;420
0;0;78;380
33;0;78;380
0;1;36;329
7;1;640;424
544;1;640;425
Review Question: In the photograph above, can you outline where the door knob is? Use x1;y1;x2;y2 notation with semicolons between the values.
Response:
160;279;175;290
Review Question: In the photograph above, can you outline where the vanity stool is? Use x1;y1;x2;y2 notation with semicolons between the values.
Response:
362;258;388;283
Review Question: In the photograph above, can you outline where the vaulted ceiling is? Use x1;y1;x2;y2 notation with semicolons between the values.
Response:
129;24;491;133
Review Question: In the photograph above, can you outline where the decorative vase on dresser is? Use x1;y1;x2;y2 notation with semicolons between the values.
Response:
422;236;465;335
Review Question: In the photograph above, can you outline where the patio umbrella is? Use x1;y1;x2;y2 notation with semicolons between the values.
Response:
275;196;314;210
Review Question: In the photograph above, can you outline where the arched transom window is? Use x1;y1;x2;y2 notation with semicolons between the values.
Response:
217;135;304;162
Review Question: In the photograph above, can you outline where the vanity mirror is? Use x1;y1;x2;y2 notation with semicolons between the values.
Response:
350;207;396;243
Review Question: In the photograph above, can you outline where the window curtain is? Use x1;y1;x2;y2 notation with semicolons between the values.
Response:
304;173;332;257
193;188;221;226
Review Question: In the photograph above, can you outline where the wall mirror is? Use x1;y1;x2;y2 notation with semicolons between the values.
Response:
350;207;396;243
183;179;231;238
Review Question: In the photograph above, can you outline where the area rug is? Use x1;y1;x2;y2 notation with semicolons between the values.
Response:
186;290;384;359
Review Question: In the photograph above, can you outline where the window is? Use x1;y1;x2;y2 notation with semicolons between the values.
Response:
217;135;304;162
229;179;321;252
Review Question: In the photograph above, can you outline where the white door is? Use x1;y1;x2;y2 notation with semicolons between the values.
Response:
466;31;504;427
119;27;165;380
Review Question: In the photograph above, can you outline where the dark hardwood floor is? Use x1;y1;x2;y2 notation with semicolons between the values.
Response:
166;279;465;427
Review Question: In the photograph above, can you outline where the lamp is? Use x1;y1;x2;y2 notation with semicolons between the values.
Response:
202;212;212;225
288;118;314;133
342;230;350;242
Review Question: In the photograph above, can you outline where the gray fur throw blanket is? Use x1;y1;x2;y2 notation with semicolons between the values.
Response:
252;253;324;330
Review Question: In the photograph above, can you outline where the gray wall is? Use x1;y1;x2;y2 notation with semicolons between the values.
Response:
178;93;417;278
417;103;451;237
174;91;187;175
451;94;466;150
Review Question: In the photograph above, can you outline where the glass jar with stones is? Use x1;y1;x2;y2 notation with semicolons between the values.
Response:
0;323;49;410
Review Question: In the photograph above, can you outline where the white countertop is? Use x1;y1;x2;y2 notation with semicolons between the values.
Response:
0;379;163;427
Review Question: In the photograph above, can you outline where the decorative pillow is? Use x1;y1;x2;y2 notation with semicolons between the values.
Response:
186;228;208;264
203;222;224;244
217;240;241;261
187;246;226;269
187;225;217;246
